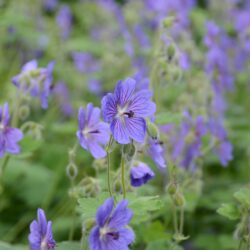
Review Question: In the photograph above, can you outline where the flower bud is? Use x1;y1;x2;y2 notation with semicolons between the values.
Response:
18;105;30;120
83;218;96;232
173;192;185;207
147;120;159;139
122;143;136;161
66;162;78;181
167;182;178;195
163;16;176;28
167;45;176;61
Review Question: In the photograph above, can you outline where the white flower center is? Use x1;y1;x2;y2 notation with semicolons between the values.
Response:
117;105;128;118
41;238;48;250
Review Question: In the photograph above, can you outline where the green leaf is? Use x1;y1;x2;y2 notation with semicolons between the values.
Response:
55;241;81;250
234;188;250;209
0;242;28;250
19;135;43;156
217;203;240;220
146;240;183;250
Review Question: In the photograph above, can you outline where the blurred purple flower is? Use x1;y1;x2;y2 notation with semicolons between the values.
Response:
72;52;100;74
89;197;134;250
53;82;74;117
0;103;23;158
204;21;221;48
43;0;58;12
134;24;150;49
130;162;155;187
102;77;156;144
215;141;233;167
179;53;190;71
148;138;166;170
56;5;72;39
77;103;109;159
28;208;56;250
12;60;54;109
88;79;102;95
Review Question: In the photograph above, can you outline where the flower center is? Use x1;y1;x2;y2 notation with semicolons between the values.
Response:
117;105;134;119
41;238;55;250
0;122;4;131
100;227;119;241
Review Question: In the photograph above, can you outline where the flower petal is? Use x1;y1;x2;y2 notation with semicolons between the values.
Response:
128;90;156;117
114;78;136;106
88;140;107;159
89;226;102;250
96;197;114;226
125;117;146;143
111;118;130;144
102;93;117;123
37;208;47;236
108;200;133;229
78;107;85;130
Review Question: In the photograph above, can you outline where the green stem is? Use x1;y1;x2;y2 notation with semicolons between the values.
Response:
179;207;184;235
106;136;113;197
173;204;178;235
121;156;126;199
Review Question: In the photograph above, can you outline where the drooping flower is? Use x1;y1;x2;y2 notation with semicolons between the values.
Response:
77;103;109;159
102;77;156;144
130;162;155;187
148;137;166;170
89;197;134;250
28;208;56;250
0;103;23;158
12;60;54;109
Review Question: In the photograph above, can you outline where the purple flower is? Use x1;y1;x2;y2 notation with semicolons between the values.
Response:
43;0;58;12
215;141;233;167
56;5;72;39
53;82;74;117
130;162;155;187
77;103;109;159
89;197;134;250
0;103;23;158
72;52;100;74
148;138;166;170
28;208;56;250
101;77;156;144
12;60;54;109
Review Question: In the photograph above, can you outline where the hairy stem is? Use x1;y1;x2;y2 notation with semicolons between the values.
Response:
121;156;126;199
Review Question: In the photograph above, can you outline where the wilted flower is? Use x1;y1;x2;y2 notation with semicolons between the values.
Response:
0;103;23;158
77;103;109;159
12;60;54;109
130;162;155;187
102;77;156;144
89;197;134;250
28;208;56;250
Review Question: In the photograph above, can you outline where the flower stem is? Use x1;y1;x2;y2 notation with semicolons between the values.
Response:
173;204;178;235
179;207;184;235
121;156;126;199
106;136;113;197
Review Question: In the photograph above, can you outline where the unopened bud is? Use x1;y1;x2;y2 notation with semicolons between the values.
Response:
167;182;178;195
147;120;159;139
163;16;176;28
167;45;176;61
66;162;78;181
84;218;95;232
173;192;185;207
18;105;30;120
122;143;136;160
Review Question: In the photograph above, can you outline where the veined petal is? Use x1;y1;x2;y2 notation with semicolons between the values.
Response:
111;118;130;144
37;208;47;236
102;93;117;123
108;200;133;229
88;140;107;159
125;117;146;143
4;128;23;154
78;107;85;130
92;122;110;144
96;197;114;226
114;78;136;106
89;226;101;250
76;131;88;150
87;103;101;127
129;90;156;117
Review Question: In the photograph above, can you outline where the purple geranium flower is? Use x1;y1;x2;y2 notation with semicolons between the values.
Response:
12;60;54;109
28;208;56;250
130;162;155;187
101;77;156;144
0;103;23;158
77;103;109;159
89;197;134;250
